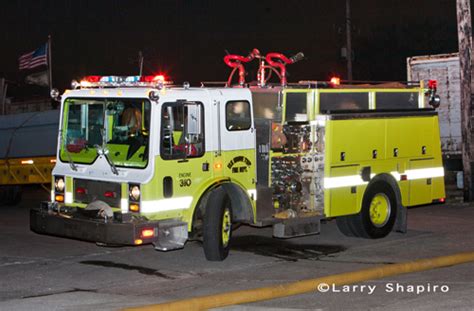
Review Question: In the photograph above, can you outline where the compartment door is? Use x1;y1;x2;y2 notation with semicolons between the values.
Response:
408;159;433;206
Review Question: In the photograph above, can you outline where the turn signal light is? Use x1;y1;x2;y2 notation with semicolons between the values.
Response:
55;195;64;202
129;204;140;212
141;228;155;238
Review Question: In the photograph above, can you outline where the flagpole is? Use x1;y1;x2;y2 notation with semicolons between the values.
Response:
47;35;52;92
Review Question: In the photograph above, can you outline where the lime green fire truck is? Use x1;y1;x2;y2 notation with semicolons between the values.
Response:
30;50;445;261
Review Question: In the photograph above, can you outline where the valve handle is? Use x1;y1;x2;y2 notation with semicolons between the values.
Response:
289;52;305;64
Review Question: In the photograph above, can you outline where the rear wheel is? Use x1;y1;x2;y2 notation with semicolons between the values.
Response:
203;188;232;261
337;181;397;239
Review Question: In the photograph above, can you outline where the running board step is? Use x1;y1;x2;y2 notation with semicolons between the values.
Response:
273;216;321;238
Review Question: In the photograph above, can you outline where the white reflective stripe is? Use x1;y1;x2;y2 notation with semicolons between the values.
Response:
406;167;444;180
141;196;193;213
326;167;444;189
65;192;73;204
50;190;54;202
324;175;367;189
121;198;128;213
390;171;401;181
247;189;257;200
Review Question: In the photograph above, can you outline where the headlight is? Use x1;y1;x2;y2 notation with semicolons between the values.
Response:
129;185;140;201
55;176;65;192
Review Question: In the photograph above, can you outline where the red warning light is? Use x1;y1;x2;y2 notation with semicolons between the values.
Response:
84;76;101;83
428;80;437;89
140;75;165;83
330;77;341;86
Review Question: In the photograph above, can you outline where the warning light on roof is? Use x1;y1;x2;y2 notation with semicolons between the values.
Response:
84;76;101;83
330;77;341;86
140;75;165;83
75;74;171;89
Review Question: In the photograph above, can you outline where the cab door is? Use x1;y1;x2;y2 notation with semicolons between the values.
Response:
218;96;256;196
154;99;212;213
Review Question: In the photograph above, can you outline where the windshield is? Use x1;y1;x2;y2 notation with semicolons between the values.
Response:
60;98;151;168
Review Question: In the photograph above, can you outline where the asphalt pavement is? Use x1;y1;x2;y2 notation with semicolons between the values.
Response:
1;186;474;311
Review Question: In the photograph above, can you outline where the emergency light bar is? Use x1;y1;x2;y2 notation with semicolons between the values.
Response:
71;75;171;89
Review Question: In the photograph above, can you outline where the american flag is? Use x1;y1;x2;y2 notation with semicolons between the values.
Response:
18;44;48;70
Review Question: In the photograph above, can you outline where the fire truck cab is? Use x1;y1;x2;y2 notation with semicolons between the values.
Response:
31;52;445;261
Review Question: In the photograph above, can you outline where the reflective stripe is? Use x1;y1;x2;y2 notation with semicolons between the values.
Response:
247;189;257;200
325;167;444;189
50;190;54;202
406;167;444;180
65;192;73;204
121;198;128;213
141;196;193;213
324;175;367;189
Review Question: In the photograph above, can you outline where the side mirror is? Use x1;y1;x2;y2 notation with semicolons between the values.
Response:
429;94;441;108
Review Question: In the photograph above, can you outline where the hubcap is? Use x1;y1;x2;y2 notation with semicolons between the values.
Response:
369;193;391;228
222;208;231;247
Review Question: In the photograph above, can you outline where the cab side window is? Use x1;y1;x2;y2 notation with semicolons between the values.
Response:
161;102;205;160
226;100;251;131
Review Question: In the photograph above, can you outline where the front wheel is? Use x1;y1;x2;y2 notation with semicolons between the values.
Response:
203;188;232;261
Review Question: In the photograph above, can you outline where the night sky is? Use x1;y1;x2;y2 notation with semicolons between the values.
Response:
0;0;466;97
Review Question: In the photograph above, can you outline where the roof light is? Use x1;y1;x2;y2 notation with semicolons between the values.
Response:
330;77;341;86
84;76;101;83
75;75;171;88
140;75;165;83
21;159;34;165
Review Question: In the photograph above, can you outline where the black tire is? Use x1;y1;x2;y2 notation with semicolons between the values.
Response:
337;181;397;239
203;187;232;261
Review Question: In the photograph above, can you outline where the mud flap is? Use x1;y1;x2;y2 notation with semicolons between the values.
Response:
393;204;407;233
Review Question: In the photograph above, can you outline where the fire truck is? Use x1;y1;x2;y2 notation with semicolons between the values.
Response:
30;49;445;261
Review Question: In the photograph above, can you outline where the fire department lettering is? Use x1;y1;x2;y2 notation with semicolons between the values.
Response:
227;156;252;173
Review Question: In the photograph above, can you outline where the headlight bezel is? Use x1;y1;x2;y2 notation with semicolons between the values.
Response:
54;176;65;193
129;184;141;202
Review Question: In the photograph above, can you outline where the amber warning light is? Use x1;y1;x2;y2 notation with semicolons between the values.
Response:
141;228;155;238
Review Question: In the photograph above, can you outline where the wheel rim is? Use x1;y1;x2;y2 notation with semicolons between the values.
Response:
221;207;231;247
369;193;391;228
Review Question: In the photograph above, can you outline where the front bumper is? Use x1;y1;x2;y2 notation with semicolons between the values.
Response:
30;202;188;251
